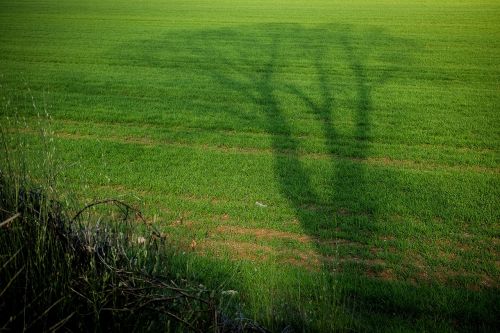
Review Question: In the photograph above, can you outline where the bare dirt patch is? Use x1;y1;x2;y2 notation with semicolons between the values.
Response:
213;225;313;244
197;239;321;270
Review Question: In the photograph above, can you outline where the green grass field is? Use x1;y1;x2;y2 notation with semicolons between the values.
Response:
1;0;499;331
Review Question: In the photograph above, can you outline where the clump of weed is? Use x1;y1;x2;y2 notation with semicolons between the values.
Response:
0;105;267;332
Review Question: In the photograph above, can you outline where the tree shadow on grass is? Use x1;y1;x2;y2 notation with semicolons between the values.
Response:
104;25;499;331
168;24;419;329
192;24;401;265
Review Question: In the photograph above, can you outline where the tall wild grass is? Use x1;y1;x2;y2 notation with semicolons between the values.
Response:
0;107;266;332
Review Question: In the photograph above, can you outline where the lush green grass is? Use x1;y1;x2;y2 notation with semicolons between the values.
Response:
1;0;499;331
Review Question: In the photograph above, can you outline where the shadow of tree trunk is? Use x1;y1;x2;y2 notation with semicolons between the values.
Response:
189;24;404;271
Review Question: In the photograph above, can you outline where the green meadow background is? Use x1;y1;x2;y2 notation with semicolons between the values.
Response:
1;0;499;331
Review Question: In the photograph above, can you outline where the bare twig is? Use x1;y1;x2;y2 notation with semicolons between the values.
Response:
1;247;22;272
157;308;203;333
0;265;25;299
25;296;65;331
48;312;75;332
71;199;146;224
0;287;48;331
0;212;21;228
